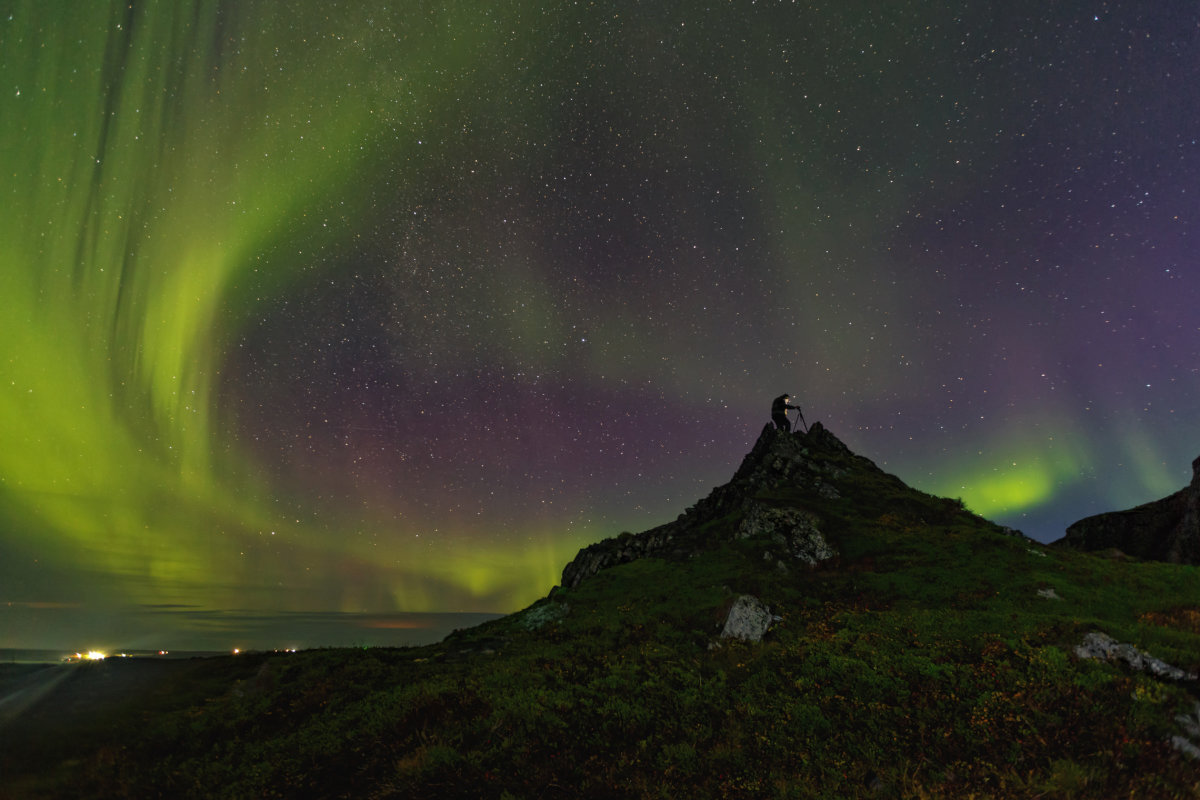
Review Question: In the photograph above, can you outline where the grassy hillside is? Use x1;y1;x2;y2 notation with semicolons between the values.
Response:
4;427;1200;798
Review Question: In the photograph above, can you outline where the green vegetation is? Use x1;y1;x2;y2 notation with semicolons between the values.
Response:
4;435;1200;798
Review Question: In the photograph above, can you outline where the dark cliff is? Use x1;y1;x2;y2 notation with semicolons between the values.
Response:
1057;455;1200;564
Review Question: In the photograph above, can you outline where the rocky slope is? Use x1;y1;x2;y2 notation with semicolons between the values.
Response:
560;421;1001;590
1058;455;1200;564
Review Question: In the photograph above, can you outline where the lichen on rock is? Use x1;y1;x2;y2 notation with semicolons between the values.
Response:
737;502;836;566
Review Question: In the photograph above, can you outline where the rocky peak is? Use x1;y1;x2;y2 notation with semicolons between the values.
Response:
1057;453;1200;565
558;422;884;590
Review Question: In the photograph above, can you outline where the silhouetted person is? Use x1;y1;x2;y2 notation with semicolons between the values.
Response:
771;393;802;432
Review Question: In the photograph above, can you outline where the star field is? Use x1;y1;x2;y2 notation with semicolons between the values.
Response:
3;1;1199;649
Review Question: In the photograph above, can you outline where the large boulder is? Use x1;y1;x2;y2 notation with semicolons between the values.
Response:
719;595;774;642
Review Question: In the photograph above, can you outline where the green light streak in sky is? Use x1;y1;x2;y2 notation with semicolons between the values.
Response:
1;1;562;614
4;2;374;485
1112;421;1185;507
922;419;1094;518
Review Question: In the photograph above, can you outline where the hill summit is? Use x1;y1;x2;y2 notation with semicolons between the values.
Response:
558;421;1016;593
5;423;1200;798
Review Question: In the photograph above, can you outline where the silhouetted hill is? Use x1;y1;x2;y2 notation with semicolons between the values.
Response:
1058;455;1200;565
3;424;1200;799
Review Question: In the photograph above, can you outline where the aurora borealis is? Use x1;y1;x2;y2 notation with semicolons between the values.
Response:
3;2;1199;650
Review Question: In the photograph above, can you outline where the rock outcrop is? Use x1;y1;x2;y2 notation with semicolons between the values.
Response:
1074;631;1198;681
736;503;835;566
1057;455;1200;564
559;422;868;589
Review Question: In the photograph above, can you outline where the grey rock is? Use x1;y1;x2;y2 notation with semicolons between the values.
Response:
518;601;568;631
736;503;837;566
1170;703;1200;759
815;481;841;500
1177;702;1200;739
720;595;773;642
1074;632;1197;681
1171;735;1200;760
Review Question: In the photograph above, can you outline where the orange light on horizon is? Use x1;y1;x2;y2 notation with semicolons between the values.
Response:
360;619;433;630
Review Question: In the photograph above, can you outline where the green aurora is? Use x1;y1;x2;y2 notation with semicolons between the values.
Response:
1;2;576;625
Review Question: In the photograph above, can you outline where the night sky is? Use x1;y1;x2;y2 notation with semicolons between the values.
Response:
3;2;1199;651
